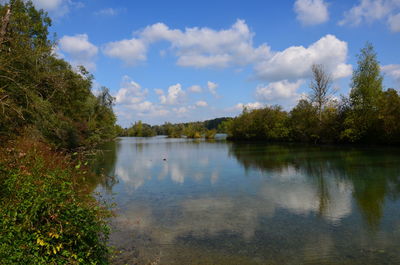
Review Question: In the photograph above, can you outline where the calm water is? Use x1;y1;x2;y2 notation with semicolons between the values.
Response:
94;137;400;265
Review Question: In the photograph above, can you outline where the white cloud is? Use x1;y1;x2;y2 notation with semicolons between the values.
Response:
172;106;188;114
207;81;218;97
382;64;400;83
339;0;400;32
127;101;154;112
115;76;148;105
339;0;393;26
94;7;121;16
234;102;264;111
196;100;208;107
388;13;400;32
154;88;164;95
103;38;147;65
159;84;186;105
256;80;303;103
31;0;82;17
104;19;271;68
188;85;202;93
254;34;352;82
113;77;173;125
32;0;64;10
58;34;98;70
294;0;329;26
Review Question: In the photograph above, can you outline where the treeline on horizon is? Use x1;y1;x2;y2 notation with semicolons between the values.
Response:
224;43;400;145
116;117;231;139
118;43;399;145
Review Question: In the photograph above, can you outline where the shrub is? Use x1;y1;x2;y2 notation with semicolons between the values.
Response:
0;138;111;264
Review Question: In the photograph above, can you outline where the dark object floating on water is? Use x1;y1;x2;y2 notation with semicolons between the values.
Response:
163;158;167;161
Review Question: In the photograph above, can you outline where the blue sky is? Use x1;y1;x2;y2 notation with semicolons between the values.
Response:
25;0;400;126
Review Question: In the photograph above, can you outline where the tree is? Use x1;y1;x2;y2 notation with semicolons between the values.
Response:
289;99;319;143
309;64;333;122
341;43;383;143
350;42;383;109
0;0;116;148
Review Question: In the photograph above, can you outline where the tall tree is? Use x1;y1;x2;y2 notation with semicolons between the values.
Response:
0;0;116;147
309;64;333;122
342;42;383;142
349;42;383;109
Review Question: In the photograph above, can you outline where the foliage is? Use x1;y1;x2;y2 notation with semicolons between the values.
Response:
0;138;111;264
119;121;156;137
226;43;400;145
116;117;231;139
341;42;383;143
0;2;116;264
0;0;116;149
227;105;289;141
205;129;217;139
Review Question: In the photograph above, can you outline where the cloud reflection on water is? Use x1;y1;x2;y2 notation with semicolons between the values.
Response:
107;138;354;244
95;138;400;264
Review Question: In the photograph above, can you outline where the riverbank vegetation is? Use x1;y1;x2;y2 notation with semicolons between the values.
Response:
225;43;400;145
117;117;230;139
1;1;116;263
0;137;111;264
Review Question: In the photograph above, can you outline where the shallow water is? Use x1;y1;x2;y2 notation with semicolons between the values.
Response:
94;137;400;265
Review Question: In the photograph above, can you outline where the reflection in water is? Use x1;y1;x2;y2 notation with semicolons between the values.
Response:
229;143;400;229
94;137;400;265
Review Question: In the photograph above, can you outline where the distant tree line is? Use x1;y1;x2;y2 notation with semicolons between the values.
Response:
116;117;232;139
0;0;117;149
225;43;400;145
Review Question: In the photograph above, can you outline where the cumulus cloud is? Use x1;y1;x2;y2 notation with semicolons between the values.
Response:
254;34;352;82
196;100;208;107
103;38;147;65
256;80;303;103
113;77;176;125
388;13;400;32
31;0;82;17
234;102;264;111
112;77;224;126
339;0;400;32
188;85;203;93
58;34;98;70
339;0;392;26
115;76;148;105
207;81;218;97
103;19;271;68
159;84;186;105
382;64;400;83
294;0;329;26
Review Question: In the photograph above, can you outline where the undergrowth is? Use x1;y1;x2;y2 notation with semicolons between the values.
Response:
0;137;111;264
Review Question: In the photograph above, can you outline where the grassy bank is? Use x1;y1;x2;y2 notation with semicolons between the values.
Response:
0;137;111;264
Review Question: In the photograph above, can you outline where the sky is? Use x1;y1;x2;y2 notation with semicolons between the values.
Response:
21;0;400;126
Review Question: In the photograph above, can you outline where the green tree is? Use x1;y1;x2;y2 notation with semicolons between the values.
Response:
342;43;383;142
350;42;383;109
376;88;400;143
0;0;116;148
289;99;319;143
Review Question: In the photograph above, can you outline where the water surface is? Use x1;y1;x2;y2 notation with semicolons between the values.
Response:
94;137;400;265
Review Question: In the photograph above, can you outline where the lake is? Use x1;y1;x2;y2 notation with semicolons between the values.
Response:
94;136;400;265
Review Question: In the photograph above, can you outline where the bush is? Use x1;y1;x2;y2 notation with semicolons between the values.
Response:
0;138;111;264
